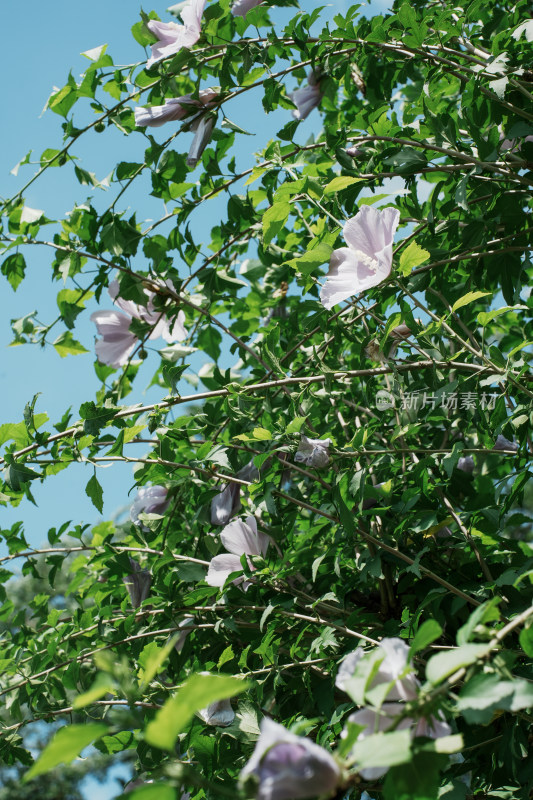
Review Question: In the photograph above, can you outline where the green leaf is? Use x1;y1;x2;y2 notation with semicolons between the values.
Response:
286;416;307;434
288;242;333;275
85;473;104;513
234;427;272;442
4;462;42;490
48;81;78;117
145;673;249;750
477;305;527;326
0;422;30;448
138;638;178;688
457;598;501;646
1;253;26;290
451;291;491;313
128;787;176;800
323;176;364;194
105;430;125;458
262;201;290;246
251;427;272;441
53;331;89;358
383;147;428;174
398;241;430;276
410;619;443;656
79;401;117;435
384;752;446;800
426;644;491;685
519;625;533;657
23;723;108;782
352;729;413;769
73;674;116;709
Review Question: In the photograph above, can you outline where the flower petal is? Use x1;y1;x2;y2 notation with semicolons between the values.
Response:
220;518;259;556
320;247;385;310
211;483;240;526
231;0;263;16
343;205;400;260
206;553;243;587
90;309;138;368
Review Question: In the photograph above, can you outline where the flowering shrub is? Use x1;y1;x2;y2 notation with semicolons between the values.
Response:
1;0;533;798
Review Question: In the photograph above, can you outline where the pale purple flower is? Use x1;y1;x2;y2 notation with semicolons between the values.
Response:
198;698;235;727
109;279;187;344
231;0;263;15
320;206;400;310
211;461;259;526
457;455;474;473
206;516;270;591
240;717;340;800
289;81;322;121
346;146;363;158
494;434;518;452
90;309;138;368
123;557;151;608
335;637;419;702
294;436;331;468
130;485;169;526
135;88;218;129
92;281;187;367
146;0;206;68
501;134;533;152
342;703;451;780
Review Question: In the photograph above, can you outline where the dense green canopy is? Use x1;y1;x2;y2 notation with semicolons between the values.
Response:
1;1;532;798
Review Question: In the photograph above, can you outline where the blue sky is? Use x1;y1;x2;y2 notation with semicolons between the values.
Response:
1;1;391;796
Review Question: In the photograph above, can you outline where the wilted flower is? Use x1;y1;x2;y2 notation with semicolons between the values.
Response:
494;434;518;452
146;0;206;68
294;436;331;468
336;637;419;702
289;76;322;121
211;460;259;526
320;206;400;310
342;703;451;780
345;146;363;158
123;557;151;608
134;88;218;128
240;717;341;800
187;113;215;167
206;516;270;591
90;309;139;368
198;698;235;727
365;339;386;363
175;616;195;654
130;485;169;526
231;0;263;15
457;455;474;473
391;323;412;339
